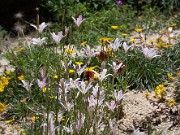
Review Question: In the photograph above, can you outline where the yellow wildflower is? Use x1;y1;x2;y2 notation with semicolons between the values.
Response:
53;75;58;79
65;49;74;55
10;126;21;132
149;40;154;44
69;69;75;74
5;118;14;124
111;26;119;29
144;92;149;99
85;66;97;71
81;41;87;47
18;75;24;80
94;73;100;79
167;73;175;81
129;38;136;43
99;37;113;42
0;102;6;113
75;62;83;66
5;71;11;75
107;47;113;53
135;28;143;33
122;33;128;37
42;87;49;93
31;116;37;123
0;86;4;92
18;47;24;53
20;99;26;104
176;71;180;77
49;96;57;99
99;37;112;46
155;84;166;99
21;129;26;135
0;80;5;92
168;98;176;106
170;23;176;27
1;76;9;86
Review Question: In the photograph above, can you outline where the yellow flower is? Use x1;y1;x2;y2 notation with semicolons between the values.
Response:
81;41;87;47
85;66;97;71
31;116;37;123
75;62;83;66
149;40;154;44
20;99;26;104
42;87;50;93
99;37;113;42
21;129;26;135
111;26;119;29
0;86;4;92
18;47;24;53
99;37;113;46
0;80;5;92
107;47;113;53
49;96;57;99
94;73;100;79
53;75;58;79
167;73;175;81
5;71;11;75
135;28;143;33
144;92;149;99
1;76;9;86
69;69;75;74
168;98;176;106
5;118;14;124
129;38;136;43
155;84;166;99
65;49;74;55
176;71;180;77
170;23;176;27
18;75;24;80
10;126;21;132
0;102;6;113
122;33;128;37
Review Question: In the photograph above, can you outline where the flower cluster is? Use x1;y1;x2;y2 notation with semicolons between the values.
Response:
155;84;166;100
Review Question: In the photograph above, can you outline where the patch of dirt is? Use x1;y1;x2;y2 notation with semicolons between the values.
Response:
116;81;180;135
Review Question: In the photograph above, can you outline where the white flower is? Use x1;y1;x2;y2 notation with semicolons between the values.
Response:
31;37;47;45
106;100;116;111
168;27;173;32
30;22;48;33
169;33;174;38
63;124;73;133
0;58;10;66
76;64;87;77
114;90;123;102
75;81;92;94
72;14;85;27
51;31;64;44
109;38;121;51
109;62;123;73
0;67;5;76
21;79;33;92
81;45;98;58
5;65;15;72
61;101;74;112
74;112;85;133
93;69;112;82
122;42;132;53
141;46;160;59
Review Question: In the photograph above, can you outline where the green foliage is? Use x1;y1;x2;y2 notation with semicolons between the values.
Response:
161;42;180;70
125;0;180;13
